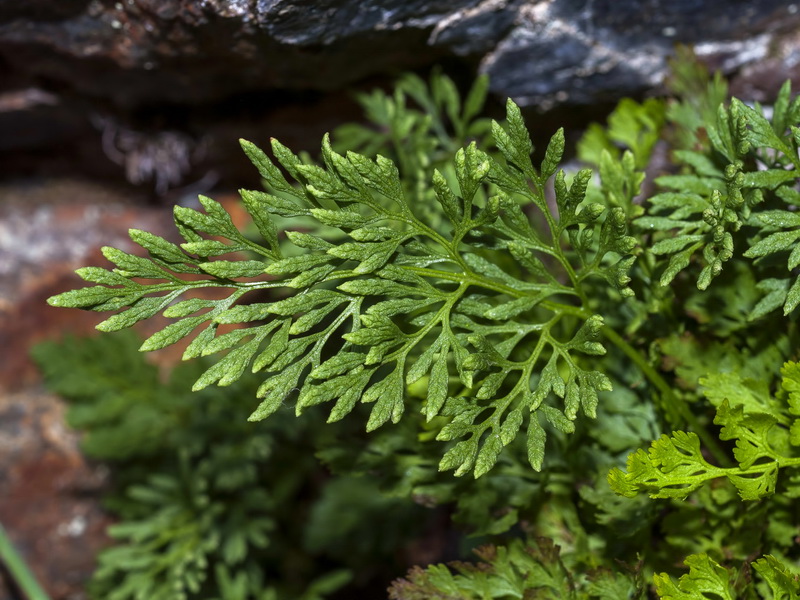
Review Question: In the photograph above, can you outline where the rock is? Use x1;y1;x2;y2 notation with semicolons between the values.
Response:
0;177;254;390
0;177;248;598
429;0;519;56
1;0;796;108
480;0;800;109
0;178;170;390
0;165;291;597
2;1;800;190
0;0;466;106
0;389;112;600
730;27;800;101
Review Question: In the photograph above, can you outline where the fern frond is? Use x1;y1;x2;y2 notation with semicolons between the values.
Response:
49;98;637;477
654;552;800;600
609;361;800;501
641;80;800;305
389;538;639;600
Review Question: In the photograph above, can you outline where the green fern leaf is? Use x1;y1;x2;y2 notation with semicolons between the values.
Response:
49;96;640;477
654;553;735;600
610;361;800;501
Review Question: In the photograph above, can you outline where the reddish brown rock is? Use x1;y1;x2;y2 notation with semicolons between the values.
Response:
0;176;259;598
0;389;111;599
0;179;162;597
0;178;172;391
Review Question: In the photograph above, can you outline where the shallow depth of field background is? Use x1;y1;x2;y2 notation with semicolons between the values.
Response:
1;1;799;597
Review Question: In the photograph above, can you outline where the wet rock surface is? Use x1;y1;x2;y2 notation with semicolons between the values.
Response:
482;0;800;108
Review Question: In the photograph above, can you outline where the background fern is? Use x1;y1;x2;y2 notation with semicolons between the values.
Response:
32;332;429;600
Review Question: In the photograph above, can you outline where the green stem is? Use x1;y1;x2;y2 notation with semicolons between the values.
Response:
406;257;731;466
601;325;732;468
552;244;588;305
384;284;466;363
526;188;588;305
0;523;50;600
642;456;800;497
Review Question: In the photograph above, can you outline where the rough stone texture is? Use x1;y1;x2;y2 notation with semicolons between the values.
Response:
481;0;800;109
0;0;796;107
0;0;466;105
2;0;800;191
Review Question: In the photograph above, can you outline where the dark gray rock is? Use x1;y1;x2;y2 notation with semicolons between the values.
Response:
0;0;86;21
2;0;796;108
480;0;800;108
427;0;520;56
558;0;783;43
254;0;465;45
0;0;474;105
2;0;800;188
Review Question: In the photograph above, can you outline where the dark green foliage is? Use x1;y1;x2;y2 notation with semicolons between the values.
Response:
388;538;643;599
33;332;426;600
42;62;800;600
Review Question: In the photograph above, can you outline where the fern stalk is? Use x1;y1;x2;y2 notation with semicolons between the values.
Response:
0;523;50;600
599;325;732;467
